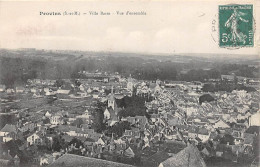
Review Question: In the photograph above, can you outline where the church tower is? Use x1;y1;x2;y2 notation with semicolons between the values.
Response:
108;86;115;110
127;74;134;92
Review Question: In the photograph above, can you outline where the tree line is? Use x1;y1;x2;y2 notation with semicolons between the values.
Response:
1;53;259;88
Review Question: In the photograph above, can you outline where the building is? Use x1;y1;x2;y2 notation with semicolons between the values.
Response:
249;111;260;126
159;144;206;167
15;86;25;93
46;153;134;167
0;85;6;92
40;154;55;166
27;132;43;146
0;150;18;166
6;88;14;94
57;88;70;94
50;114;64;125
104;108;111;120
213;119;230;129
0;124;17;142
221;74;235;81
18;122;36;133
107;87;116;110
127;75;134;92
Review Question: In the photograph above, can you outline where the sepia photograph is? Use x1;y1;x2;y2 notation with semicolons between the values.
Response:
0;0;259;167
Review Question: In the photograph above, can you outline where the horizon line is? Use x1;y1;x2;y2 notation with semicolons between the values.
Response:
0;47;259;59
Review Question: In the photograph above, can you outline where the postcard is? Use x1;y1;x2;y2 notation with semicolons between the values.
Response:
0;0;259;167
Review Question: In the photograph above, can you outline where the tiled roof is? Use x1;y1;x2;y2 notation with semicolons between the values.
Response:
0;124;17;133
146;149;170;164
47;153;134;167
197;128;209;135
160;144;206;167
245;126;260;135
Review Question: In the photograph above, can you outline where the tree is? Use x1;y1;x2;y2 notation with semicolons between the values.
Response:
72;118;84;128
52;136;62;151
220;134;234;145
69;138;84;148
252;134;260;156
116;95;150;119
199;94;215;105
106;121;131;137
74;79;81;87
202;84;215;92
92;102;106;133
55;79;65;88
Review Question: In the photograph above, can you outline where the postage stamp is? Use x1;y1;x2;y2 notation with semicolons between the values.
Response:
219;4;254;48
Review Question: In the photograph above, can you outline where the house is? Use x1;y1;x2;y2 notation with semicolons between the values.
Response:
243;126;260;146
197;128;210;142
50;114;64;125
27;132;43;146
124;147;135;158
188;126;199;139
87;88;92;93
150;114;160;123
15;86;25;93
46;134;55;146
95;138;105;146
124;116;147;129
6;88;14;94
0;84;6;92
164;128;178;140
221;75;235;81
124;129;141;139
213;119;230;129
57;88;70;94
201;147;212;157
44;88;56;96
76;113;92;125
40;154;54;166
154;84;163;95
0;124;17;142
79;84;85;92
92;92;99;99
215;144;225;157
45;111;52;118
215;144;236;161
234;137;244;145
249;111;260;126
104;108;110;120
0;151;20;166
19;122;36;133
31;87;38;93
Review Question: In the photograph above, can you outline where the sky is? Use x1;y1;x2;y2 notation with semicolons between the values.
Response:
0;0;259;56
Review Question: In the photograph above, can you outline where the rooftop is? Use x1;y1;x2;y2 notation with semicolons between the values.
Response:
160;144;206;167
47;153;134;167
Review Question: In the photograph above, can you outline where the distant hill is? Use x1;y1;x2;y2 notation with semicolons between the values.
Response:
0;49;259;87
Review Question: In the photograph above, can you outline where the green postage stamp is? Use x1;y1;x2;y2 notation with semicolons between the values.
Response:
219;4;254;48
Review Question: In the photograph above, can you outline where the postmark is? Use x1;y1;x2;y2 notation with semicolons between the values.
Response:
218;4;254;48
